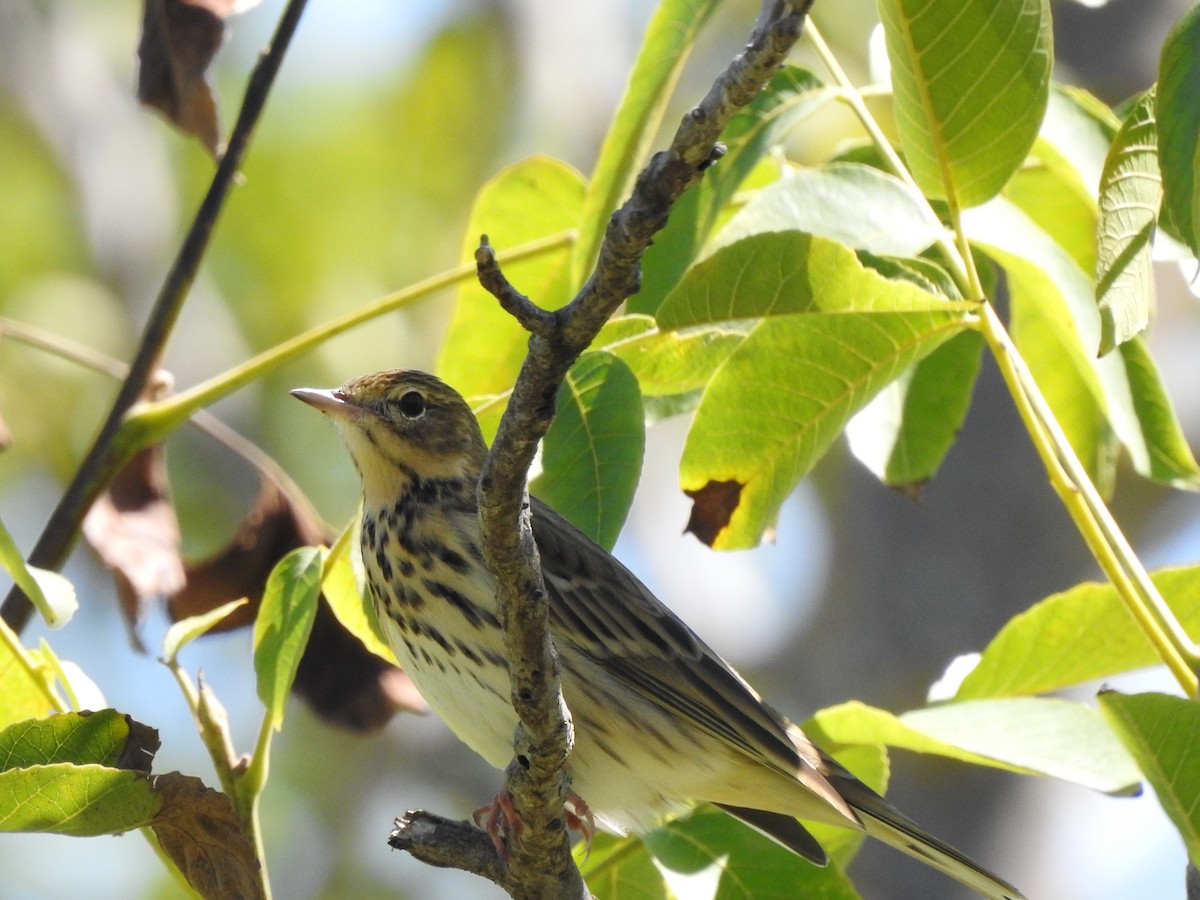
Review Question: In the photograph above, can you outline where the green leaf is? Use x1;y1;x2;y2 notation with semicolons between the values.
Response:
0;517;75;628
600;314;743;402
878;0;1052;206
532;353;644;550
0;710;152;770
0;763;160;836
643;805;862;900
0;622;59;726
957;565;1200;699
845;329;984;487
1002;85;1117;276
1118;337;1200;488
321;524;398;666
712;162;944;258
1099;690;1200;867
437;156;584;396
1095;89;1159;353
661;233;974;548
579;832;668;900
571;0;724;287
1157;4;1200;254
253;546;324;730
161;599;249;665
811;699;1140;795
634;65;832;314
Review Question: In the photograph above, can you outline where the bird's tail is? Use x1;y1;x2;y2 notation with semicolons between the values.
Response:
853;798;1024;900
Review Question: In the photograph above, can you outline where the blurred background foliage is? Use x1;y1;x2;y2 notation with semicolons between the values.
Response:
1;1;1199;898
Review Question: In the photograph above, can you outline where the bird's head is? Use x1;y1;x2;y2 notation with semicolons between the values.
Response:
291;370;487;504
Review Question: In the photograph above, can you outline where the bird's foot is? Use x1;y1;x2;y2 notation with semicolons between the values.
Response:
473;790;522;861
472;790;597;861
565;792;596;857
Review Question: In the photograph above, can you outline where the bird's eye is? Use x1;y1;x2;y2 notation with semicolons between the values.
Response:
397;390;426;419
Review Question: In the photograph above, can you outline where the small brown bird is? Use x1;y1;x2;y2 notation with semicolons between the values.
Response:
292;369;1022;900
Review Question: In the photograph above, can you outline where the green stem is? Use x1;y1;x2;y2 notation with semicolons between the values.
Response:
977;304;1200;692
240;711;277;899
126;231;575;446
806;21;1199;694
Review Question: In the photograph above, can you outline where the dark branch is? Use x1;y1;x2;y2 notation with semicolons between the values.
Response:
0;0;311;633
463;2;815;898
389;812;507;887
476;236;557;338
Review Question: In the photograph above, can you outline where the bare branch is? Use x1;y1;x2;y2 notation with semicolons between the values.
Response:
465;2;816;897
476;236;557;338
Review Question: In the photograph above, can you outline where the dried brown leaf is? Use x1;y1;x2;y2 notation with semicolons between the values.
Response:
86;428;419;732
170;474;328;629
83;444;185;648
151;772;263;900
174;471;421;732
137;0;230;155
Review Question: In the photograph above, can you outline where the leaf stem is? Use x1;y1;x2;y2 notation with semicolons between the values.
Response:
976;304;1200;693
128;231;575;446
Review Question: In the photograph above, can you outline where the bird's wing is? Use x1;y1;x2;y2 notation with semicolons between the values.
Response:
531;497;855;823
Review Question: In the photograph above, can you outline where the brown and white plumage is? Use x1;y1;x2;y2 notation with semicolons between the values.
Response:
292;369;1022;900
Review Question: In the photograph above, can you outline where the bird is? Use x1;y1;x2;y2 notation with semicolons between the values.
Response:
291;369;1022;900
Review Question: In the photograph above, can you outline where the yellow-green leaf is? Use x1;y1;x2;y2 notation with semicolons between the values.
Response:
253;546;324;730
438;156;584;396
532;353;644;550
878;0;1052;206
1099;690;1200;868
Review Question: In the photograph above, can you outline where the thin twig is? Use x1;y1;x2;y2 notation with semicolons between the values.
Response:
1;0;311;633
470;3;814;898
476;236;557;338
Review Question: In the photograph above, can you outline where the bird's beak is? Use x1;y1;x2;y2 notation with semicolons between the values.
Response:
290;387;353;417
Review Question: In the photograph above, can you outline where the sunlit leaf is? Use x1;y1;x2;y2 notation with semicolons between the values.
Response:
643;805;862;900
635;65;832;313
532;353;644;550
661;233;974;548
1099;691;1200;867
810;698;1140;795
712;162;944;258
438;156;584;396
0;517;74;628
321;525;397;666
572;0;724;286
1003;85;1116;275
600;314;743;401
1157;4;1200;253
1095;89;1159;353
957;565;1200;699
878;0;1052;206
966;199;1116;493
0;710;157;770
846;329;983;488
161;598;249;665
0;764;161;836
1118;336;1200;488
253;546;324;730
